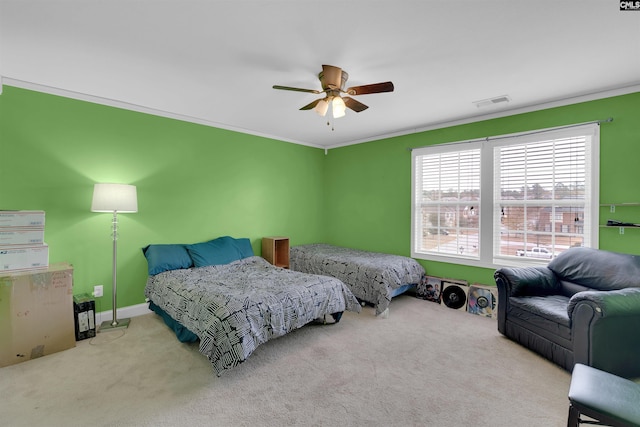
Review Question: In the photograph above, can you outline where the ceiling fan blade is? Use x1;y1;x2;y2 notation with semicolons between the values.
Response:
346;81;394;95
300;99;322;110
343;97;369;113
273;85;321;94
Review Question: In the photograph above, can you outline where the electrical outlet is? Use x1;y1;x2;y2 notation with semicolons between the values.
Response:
93;285;103;298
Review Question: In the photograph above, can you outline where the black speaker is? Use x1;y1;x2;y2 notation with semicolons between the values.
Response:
73;293;96;341
440;281;469;311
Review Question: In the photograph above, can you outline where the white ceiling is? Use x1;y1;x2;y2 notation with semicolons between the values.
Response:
1;1;639;149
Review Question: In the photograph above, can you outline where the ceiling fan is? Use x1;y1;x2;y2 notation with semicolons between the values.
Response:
273;64;394;119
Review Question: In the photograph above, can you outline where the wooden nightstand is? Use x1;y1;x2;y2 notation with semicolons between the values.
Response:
262;236;290;269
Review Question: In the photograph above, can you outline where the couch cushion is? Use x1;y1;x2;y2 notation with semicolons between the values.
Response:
548;247;640;291
509;295;571;342
559;280;592;298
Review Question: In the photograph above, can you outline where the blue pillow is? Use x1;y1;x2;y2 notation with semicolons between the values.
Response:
234;237;254;258
142;244;193;275
186;236;254;268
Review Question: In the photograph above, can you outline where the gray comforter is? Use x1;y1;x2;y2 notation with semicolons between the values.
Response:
290;244;425;315
145;256;360;375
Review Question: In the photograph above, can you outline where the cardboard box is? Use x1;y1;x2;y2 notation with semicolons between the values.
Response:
0;227;45;246
0;263;76;368
73;293;96;341
0;244;49;272
0;210;45;227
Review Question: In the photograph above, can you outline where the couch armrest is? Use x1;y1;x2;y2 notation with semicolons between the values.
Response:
570;287;640;378
568;287;640;318
494;266;559;297
494;266;560;336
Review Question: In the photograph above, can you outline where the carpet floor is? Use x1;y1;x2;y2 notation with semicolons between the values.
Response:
0;295;571;426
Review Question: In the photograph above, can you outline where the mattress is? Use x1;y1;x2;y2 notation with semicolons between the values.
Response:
290;244;425;315
145;255;361;375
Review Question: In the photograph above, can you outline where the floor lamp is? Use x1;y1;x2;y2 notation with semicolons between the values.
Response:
91;183;138;331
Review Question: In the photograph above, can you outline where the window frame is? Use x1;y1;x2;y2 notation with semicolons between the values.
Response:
411;123;600;269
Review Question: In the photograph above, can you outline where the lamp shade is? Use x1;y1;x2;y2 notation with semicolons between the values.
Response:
91;183;138;213
314;99;329;117
332;96;346;118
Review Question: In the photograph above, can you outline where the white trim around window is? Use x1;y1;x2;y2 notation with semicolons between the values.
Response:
411;123;600;269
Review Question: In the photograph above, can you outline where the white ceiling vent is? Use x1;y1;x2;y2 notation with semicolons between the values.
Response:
473;95;511;108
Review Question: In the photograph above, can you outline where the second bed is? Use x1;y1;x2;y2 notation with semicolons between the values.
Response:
290;243;425;316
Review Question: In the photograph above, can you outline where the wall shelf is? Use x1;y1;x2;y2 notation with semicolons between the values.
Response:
600;225;640;234
599;203;640;234
600;203;640;213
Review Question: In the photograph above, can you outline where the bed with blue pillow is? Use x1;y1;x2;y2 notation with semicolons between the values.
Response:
289;244;426;317
143;236;361;376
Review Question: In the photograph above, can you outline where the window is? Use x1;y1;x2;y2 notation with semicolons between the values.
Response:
411;123;599;268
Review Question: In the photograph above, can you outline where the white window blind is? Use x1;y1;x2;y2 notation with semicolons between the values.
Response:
412;143;482;260
411;123;599;268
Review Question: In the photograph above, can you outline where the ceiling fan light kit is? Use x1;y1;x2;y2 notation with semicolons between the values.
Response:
332;96;346;118
273;64;394;119
314;99;329;116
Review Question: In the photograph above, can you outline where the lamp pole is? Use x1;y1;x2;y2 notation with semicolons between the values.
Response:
100;210;130;331
91;183;137;332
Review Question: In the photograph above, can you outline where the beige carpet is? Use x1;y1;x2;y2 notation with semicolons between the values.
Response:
0;295;571;426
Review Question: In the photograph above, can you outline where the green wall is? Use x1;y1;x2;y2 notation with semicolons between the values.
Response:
324;91;640;286
2;85;639;311
0;86;326;312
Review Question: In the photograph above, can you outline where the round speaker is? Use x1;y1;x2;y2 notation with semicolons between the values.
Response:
476;295;489;309
442;285;467;310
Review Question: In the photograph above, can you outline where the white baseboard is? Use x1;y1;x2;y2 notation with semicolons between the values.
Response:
96;302;153;325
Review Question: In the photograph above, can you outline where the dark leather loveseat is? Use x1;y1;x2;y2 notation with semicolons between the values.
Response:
494;247;640;378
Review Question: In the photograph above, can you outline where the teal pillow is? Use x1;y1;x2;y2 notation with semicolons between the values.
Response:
186;236;254;267
187;236;242;267
234;237;254;258
142;244;193;275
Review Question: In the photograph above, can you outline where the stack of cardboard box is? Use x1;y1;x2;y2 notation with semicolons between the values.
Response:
0;210;48;272
0;211;76;367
